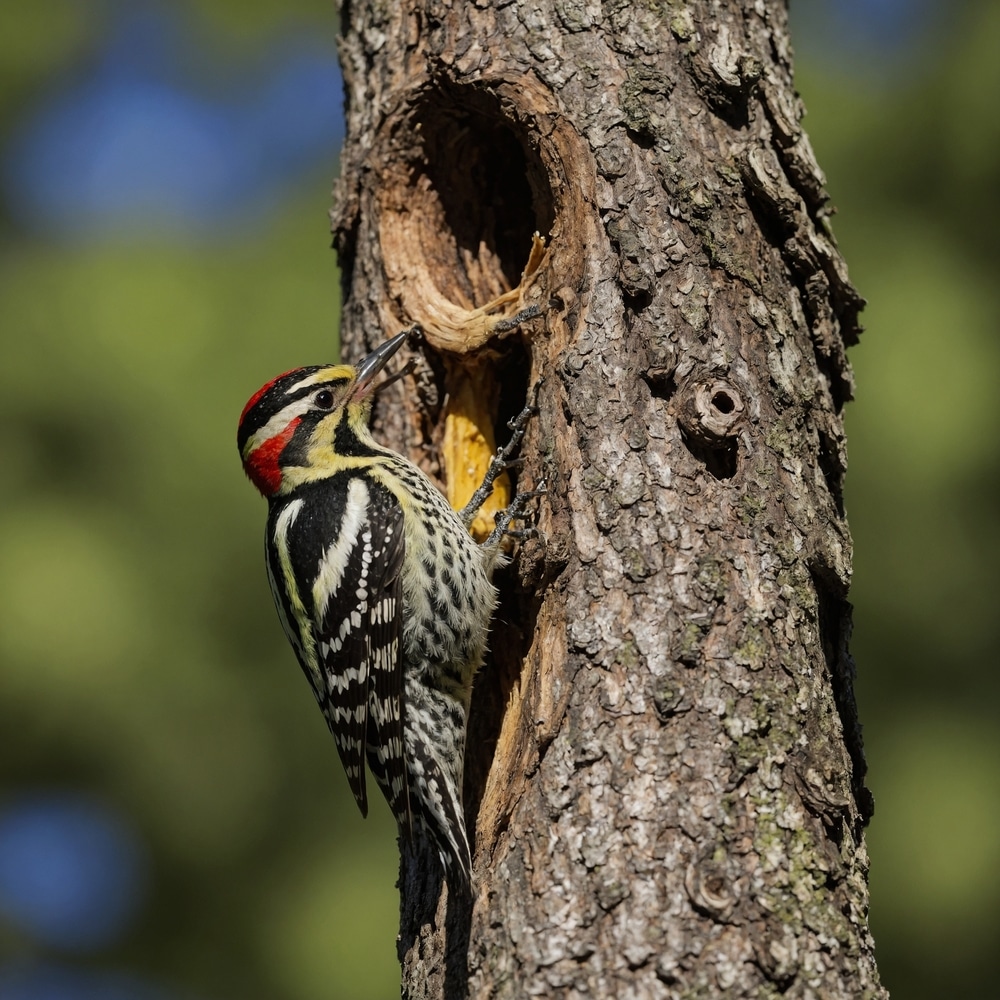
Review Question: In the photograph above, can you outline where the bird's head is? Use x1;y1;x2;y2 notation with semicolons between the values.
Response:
237;331;408;497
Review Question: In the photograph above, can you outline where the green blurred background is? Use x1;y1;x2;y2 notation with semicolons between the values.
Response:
0;1;996;998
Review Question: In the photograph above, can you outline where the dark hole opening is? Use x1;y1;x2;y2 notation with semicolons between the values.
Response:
712;391;735;414
416;87;555;303
493;338;532;454
641;369;677;403
703;440;737;480
680;429;738;481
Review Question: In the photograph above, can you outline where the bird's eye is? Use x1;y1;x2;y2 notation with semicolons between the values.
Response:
315;390;335;409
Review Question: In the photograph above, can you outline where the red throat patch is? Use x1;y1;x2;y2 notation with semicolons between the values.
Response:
244;418;300;496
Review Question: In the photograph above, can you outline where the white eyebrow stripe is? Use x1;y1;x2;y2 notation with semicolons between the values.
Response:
289;369;338;393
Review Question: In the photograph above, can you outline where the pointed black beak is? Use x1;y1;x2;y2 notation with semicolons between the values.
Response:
350;331;409;402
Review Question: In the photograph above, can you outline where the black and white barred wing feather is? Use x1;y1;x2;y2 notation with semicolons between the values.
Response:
266;494;374;804
311;478;410;834
360;493;411;839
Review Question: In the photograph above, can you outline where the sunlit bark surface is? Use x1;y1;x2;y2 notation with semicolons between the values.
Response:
333;1;884;997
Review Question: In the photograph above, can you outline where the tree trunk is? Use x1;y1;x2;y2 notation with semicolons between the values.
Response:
332;1;885;998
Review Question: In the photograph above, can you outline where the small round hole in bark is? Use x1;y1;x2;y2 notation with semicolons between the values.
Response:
676;378;745;481
712;391;735;414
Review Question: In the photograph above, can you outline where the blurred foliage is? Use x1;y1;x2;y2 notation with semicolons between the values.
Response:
0;6;400;998
0;0;338;125
0;200;402;999
0;1;997;999
796;1;1000;996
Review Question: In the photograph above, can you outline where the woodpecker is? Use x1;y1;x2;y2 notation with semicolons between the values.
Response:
237;330;539;882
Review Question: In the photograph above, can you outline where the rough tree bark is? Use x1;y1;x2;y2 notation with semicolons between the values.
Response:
332;1;885;998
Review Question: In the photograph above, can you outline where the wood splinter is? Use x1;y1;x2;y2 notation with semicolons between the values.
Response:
426;233;547;539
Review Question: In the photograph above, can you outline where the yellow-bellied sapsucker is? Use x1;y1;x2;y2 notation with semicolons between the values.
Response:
237;330;539;882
